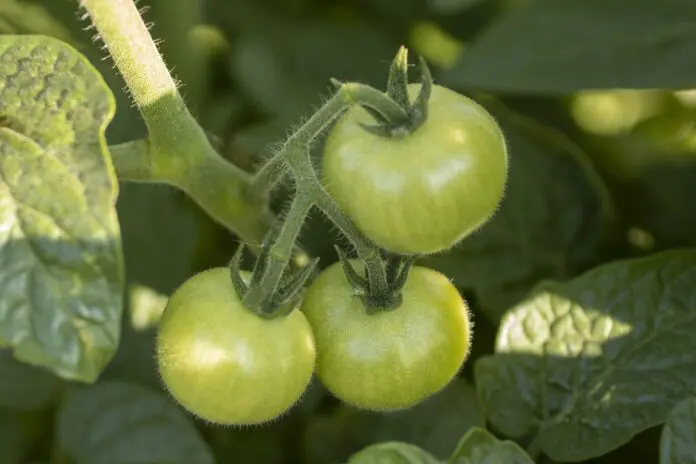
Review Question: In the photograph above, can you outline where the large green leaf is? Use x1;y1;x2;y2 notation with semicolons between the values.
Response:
0;35;123;382
442;0;696;93
0;349;61;411
57;381;214;463
304;379;484;462
423;101;613;322
448;427;534;464
660;396;696;464
475;249;696;461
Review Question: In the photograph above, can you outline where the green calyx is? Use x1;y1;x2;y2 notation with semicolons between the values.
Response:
357;46;433;139
335;247;420;314
226;47;433;319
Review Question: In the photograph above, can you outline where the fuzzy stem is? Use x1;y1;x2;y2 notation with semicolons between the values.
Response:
82;0;272;246
243;193;313;311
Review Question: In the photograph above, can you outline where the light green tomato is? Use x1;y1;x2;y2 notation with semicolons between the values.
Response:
156;268;316;425
322;84;508;255
301;261;472;411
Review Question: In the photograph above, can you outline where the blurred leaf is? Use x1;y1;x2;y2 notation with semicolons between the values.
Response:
348;442;440;464
0;36;123;382
57;381;214;464
424;100;613;322
304;379;484;462
0;349;61;411
0;411;27;464
475;249;696;461
230;17;398;120
448;427;533;463
660;396;696;464
126;284;168;331
0;0;76;41
443;0;696;93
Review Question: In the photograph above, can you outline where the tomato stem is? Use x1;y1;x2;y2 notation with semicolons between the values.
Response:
235;48;439;316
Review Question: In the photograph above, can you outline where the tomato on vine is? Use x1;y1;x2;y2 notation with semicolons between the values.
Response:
156;268;316;425
300;260;472;411
321;83;508;255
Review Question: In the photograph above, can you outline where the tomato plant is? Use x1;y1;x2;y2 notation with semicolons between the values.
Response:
322;83;508;255
301;261;472;411
2;0;696;463
156;268;316;425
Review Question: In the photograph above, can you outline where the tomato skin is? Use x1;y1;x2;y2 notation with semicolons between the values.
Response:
301;261;472;411
322;84;508;255
156;268;316;425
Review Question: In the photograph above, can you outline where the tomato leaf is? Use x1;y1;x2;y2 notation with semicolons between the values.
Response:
442;0;696;93
0;349;61;411
660;396;696;464
475;249;696;461
424;102;613;322
448;427;534;463
304;379;484;462
56;381;214;464
0;36;124;382
348;442;440;464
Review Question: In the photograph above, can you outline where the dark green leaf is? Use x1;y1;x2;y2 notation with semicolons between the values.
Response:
443;0;696;93
448;427;534;463
476;249;696;461
57;381;214;464
304;379;484;462
0;349;61;411
230;17;398;120
423;101;613;322
660;396;696;464
348;442;440;464
0;36;124;382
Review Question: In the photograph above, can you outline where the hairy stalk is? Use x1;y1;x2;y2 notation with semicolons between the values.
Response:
81;0;272;246
243;193;314;311
245;84;410;308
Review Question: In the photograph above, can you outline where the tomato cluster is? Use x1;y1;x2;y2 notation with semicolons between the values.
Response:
155;83;505;424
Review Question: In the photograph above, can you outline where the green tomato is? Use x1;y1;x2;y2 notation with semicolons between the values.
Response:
322;84;508;255
156;268;316;425
301;261;472;411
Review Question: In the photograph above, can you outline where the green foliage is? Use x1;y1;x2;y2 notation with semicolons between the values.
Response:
0;35;123;382
1;0;696;462
56;381;214;463
443;0;696;93
476;250;696;461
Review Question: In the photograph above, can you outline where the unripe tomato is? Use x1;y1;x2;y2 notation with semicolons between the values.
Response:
322;84;508;255
156;268;316;425
301;261;472;411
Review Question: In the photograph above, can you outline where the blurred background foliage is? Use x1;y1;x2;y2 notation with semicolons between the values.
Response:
1;0;695;462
